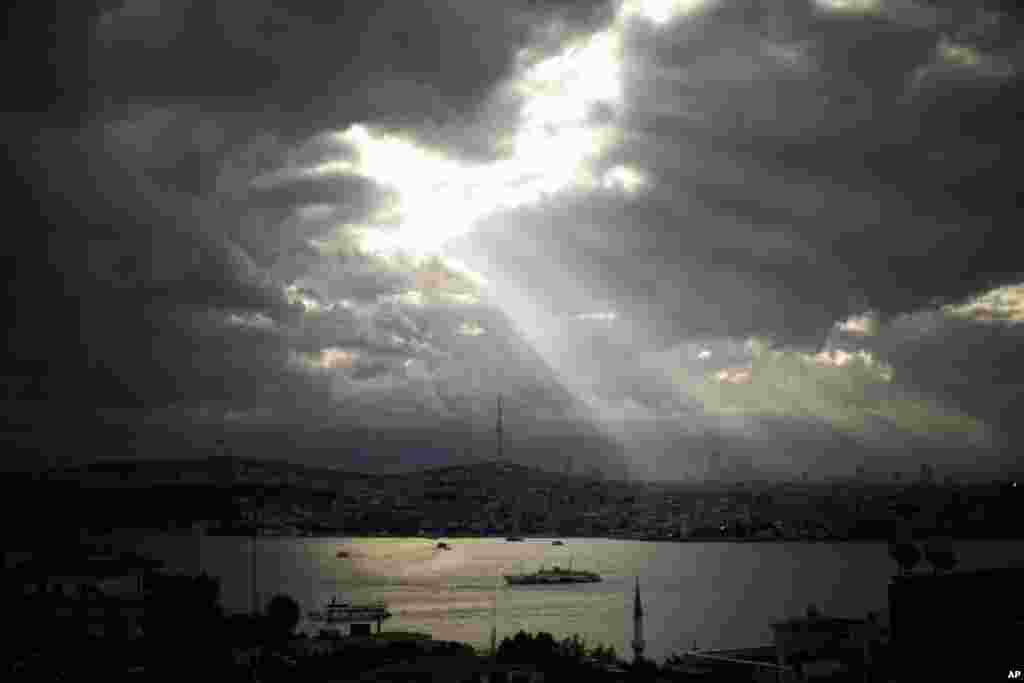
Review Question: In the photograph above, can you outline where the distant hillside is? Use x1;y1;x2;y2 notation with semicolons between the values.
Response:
54;456;370;489
41;454;616;494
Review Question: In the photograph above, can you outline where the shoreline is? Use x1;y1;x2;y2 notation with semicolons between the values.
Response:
80;527;1024;544
194;531;1024;543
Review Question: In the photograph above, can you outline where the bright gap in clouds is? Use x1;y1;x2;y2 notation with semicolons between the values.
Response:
314;24;626;264
305;0;713;269
622;0;714;25
944;284;1024;324
288;0;722;459
812;0;883;15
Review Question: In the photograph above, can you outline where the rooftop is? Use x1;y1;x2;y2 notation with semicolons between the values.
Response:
891;565;1024;583
12;551;164;579
355;655;527;682
772;615;866;632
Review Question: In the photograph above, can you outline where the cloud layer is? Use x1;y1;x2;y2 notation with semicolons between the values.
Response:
5;0;1022;478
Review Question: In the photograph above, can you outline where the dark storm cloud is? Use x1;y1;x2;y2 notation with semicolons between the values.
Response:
463;0;1021;352
296;256;412;303
6;0;610;405
87;0;616;138
246;174;390;220
856;308;1024;448
7;0;1021;479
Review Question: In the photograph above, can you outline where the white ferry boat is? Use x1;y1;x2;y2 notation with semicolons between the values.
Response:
307;596;392;626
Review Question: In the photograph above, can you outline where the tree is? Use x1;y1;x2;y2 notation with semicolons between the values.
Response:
559;634;586;660
498;630;582;669
589;643;618;664
142;572;225;673
264;594;301;645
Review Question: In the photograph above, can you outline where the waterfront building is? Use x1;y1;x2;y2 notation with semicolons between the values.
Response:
308;597;393;636
11;547;164;641
888;566;1024;680
667;646;788;682
771;605;884;681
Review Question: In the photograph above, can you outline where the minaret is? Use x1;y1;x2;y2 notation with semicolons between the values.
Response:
632;576;645;663
490;572;499;658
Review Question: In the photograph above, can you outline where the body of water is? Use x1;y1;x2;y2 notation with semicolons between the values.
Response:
133;536;1024;662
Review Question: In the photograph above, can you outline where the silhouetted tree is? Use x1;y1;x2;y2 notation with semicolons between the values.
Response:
589;643;618;664
559;633;586;660
143;572;225;673
264;594;301;645
497;630;575;668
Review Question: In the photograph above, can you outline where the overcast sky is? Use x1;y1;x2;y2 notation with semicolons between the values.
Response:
5;0;1022;479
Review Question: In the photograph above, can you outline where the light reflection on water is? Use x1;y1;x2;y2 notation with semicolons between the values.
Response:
134;536;1024;662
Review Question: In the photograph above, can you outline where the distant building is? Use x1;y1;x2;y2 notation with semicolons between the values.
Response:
678;514;692;538
706;451;722;481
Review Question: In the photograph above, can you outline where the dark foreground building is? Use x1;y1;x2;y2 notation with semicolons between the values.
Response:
888;566;1024;680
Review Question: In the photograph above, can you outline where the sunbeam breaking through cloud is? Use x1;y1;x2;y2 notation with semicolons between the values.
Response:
9;0;1022;480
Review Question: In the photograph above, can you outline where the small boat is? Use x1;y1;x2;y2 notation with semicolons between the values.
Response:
551;540;564;546
436;542;451;550
505;536;525;542
336;550;350;558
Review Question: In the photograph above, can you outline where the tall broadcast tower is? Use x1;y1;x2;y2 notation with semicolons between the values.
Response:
496;394;503;461
497;394;522;536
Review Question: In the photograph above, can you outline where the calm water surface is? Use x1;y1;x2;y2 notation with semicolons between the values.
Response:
134;536;1024;662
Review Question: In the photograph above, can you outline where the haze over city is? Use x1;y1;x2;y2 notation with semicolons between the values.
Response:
6;0;1023;481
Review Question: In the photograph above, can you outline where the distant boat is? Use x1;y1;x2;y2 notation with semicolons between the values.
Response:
436;542;451;550
505;536;525;542
505;561;601;585
551;540;565;546
336;550;350;558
